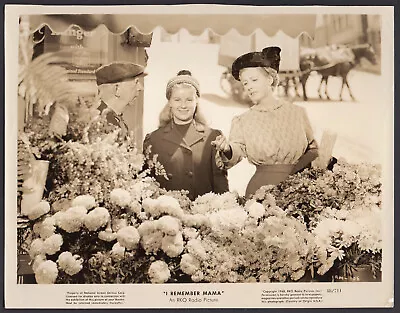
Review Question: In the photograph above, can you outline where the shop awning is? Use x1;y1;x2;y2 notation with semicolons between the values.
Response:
28;13;317;38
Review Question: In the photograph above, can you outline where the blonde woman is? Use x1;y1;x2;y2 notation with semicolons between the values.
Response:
143;70;228;200
213;47;319;198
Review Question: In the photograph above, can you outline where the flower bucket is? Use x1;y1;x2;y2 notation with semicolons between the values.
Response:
20;160;49;216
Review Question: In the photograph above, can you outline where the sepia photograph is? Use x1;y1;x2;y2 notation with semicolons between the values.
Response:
5;4;394;309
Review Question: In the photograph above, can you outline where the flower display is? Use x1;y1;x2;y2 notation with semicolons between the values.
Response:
84;207;110;231
57;251;83;276
34;260;59;284
143;195;185;218
180;253;201;276
43;234;63;255
157;215;181;236
117;226;140;250
56;206;87;233
32;254;46;272
246;200;266;219
33;216;56;239
21;102;382;284
148;260;171;284
141;229;164;255
71;195;96;210
98;229;117;242
161;233;184;257
29;238;45;259
110;188;132;207
111;242;126;260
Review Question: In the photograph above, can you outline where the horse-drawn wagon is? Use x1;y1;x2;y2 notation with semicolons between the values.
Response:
218;28;378;103
218;30;302;103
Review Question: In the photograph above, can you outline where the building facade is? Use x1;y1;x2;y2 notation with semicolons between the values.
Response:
300;14;381;73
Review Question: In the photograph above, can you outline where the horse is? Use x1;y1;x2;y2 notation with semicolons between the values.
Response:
299;44;377;101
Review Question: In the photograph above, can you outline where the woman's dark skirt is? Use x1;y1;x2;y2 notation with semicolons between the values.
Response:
246;164;294;198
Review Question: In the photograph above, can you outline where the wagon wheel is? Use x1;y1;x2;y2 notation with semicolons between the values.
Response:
220;70;234;96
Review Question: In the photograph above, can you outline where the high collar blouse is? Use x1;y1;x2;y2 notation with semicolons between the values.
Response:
218;99;317;168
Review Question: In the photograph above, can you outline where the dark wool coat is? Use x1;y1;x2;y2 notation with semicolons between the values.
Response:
97;101;129;137
143;121;229;200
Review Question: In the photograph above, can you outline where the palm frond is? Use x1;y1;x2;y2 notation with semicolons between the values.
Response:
19;52;79;117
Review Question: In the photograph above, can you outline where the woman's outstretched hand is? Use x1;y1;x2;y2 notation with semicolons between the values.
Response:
212;135;232;159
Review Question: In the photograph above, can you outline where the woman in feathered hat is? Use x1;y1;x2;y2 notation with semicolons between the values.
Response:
143;70;229;200
213;46;319;198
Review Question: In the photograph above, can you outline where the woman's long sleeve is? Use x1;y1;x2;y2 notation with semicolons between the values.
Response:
215;116;247;170
291;108;319;174
211;131;229;194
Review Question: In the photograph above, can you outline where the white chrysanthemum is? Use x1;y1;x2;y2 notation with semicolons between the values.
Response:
84;207;110;231
191;271;204;283
117;226;140;250
43;234;63;255
32;254;46;272
247;201;265;219
148;260;170;284
27;201;50;220
208;208;248;235
34;260;58;284
192;192;239;214
127;200;142;215
156;195;184;218
180;253;201;276
141;230;164;254
186;239;207;261
142;198;159;215
111;242;125;260
71;195;96;210
38;217;56;239
29;238;45;259
161;233;184;258
57;251;83;276
157;215;181;236
57;206;87;233
110;188;131;207
98;229;117;242
52;211;64;226
182;227;199;240
138;220;159;237
182;214;209;228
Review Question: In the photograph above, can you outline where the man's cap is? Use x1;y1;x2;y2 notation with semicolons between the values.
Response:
95;61;147;86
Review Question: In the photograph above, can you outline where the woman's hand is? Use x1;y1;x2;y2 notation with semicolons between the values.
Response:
212;135;232;159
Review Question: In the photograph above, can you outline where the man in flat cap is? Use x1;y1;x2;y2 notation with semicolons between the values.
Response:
95;61;146;137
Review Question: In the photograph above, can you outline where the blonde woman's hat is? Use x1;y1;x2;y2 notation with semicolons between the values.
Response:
231;46;281;81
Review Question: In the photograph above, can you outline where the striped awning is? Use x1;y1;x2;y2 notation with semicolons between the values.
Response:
28;13;317;38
